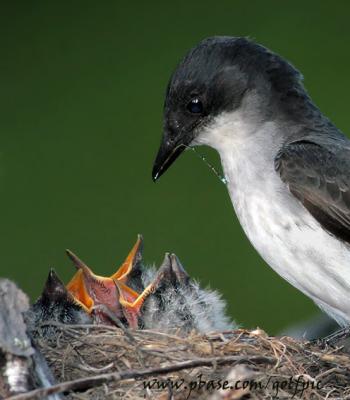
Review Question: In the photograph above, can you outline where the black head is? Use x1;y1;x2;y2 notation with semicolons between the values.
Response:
152;36;304;180
28;268;91;335
38;268;72;303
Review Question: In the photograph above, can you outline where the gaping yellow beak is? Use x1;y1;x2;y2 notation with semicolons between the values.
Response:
111;234;143;283
65;235;144;322
114;280;155;329
66;268;94;312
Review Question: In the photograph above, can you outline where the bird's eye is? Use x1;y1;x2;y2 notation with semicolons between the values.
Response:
187;98;203;114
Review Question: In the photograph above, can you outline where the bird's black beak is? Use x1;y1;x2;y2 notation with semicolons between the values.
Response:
152;135;189;181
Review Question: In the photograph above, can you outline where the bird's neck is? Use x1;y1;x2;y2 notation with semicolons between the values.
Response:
196;109;290;216
222;125;282;206
199;109;282;173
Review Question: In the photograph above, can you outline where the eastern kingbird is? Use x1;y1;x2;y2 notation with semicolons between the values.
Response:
152;36;350;327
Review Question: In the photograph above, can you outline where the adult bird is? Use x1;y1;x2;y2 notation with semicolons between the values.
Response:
152;36;350;327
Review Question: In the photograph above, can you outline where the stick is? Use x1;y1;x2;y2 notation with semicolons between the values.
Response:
7;354;274;400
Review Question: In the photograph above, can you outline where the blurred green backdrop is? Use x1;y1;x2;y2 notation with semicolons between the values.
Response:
1;1;349;334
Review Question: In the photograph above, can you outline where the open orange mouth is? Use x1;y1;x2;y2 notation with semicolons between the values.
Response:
65;235;146;326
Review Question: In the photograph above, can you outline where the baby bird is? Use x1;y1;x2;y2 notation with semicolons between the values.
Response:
26;269;91;336
117;252;234;334
30;235;234;335
65;235;145;326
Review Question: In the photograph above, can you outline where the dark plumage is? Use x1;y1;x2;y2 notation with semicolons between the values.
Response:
26;269;91;336
275;137;350;245
153;37;318;181
167;36;303;113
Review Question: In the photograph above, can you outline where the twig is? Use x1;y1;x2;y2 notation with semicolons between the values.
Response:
37;322;118;331
92;305;138;344
7;354;274;400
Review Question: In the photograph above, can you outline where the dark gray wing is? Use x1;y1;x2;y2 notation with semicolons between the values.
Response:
275;138;350;244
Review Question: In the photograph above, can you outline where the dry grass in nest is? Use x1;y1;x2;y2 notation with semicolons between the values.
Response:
10;324;350;399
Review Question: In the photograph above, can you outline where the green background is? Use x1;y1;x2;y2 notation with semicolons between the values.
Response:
1;1;349;334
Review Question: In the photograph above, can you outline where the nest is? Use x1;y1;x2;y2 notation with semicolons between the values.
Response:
13;323;350;400
2;278;350;399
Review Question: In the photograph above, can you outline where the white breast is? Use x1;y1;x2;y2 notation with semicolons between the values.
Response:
196;112;350;326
